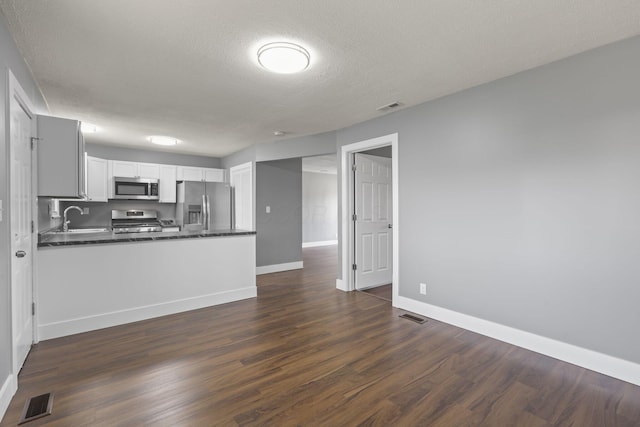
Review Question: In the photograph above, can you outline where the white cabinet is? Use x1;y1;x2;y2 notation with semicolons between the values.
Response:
110;160;138;178
101;160;224;200
177;166;204;181
159;165;177;203
110;160;160;178
177;166;225;182
137;163;161;178
37;115;86;198
204;168;225;182
86;156;108;202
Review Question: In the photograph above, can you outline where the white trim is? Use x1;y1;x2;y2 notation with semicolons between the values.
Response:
302;240;337;248
38;286;257;340
0;374;17;422
336;278;347;292
396;296;640;386
256;261;304;275
339;134;399;303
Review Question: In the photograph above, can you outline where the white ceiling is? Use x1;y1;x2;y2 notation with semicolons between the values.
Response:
1;1;639;158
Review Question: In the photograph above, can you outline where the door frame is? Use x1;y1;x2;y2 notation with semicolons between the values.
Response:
7;69;39;377
338;133;399;304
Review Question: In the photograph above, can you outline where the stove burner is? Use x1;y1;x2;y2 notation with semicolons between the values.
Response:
111;209;163;233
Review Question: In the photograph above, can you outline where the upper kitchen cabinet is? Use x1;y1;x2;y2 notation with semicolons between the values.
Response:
37;115;86;198
158;165;177;203
204;168;225;182
86;156;108;202
177;166;225;182
110;160;160;179
177;166;204;181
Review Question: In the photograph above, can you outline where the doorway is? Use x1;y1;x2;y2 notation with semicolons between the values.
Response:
8;70;37;375
338;133;399;305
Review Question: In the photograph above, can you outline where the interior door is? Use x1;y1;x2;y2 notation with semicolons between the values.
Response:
10;80;35;373
354;153;392;290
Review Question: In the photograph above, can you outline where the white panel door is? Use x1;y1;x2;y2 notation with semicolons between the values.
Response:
230;162;253;230
10;77;35;373
354;153;392;289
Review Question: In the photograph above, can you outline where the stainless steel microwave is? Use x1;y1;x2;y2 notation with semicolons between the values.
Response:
113;177;159;200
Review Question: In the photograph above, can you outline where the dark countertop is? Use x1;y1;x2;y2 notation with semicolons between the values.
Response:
38;228;256;247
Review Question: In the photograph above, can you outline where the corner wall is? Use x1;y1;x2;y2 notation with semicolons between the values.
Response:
336;36;640;369
255;158;302;272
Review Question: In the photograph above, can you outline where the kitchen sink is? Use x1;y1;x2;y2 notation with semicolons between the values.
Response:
49;227;111;234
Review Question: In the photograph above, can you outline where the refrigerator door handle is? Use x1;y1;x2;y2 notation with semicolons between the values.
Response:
202;194;208;229
206;195;212;230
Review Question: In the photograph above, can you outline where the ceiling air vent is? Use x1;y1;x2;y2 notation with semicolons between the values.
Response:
376;101;403;112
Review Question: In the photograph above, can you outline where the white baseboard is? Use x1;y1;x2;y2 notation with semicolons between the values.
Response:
336;278;347;292
302;240;338;248
0;374;17;423
395;296;640;386
39;286;257;340
256;261;303;275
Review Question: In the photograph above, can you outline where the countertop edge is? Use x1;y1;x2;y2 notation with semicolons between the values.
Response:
38;230;257;247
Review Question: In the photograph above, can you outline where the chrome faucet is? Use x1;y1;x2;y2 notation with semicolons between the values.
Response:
63;206;84;232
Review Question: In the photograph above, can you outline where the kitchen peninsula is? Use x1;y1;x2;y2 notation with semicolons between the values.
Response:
37;229;256;340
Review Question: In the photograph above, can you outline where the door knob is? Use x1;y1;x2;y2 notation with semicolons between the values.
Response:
15;250;26;258
388;224;393;229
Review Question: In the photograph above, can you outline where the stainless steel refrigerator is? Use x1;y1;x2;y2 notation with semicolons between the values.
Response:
176;181;234;231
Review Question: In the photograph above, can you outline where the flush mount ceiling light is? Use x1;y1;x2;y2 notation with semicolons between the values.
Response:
257;42;310;74
148;135;181;146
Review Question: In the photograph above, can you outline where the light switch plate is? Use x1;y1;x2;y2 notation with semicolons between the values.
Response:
266;206;271;214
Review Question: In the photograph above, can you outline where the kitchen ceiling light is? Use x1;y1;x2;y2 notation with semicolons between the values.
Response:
148;135;180;146
257;42;310;74
81;122;99;133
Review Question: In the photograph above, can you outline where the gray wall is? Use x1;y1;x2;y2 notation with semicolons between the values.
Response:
256;158;302;267
0;12;48;400
302;172;337;243
87;143;221;167
221;131;336;169
336;36;640;364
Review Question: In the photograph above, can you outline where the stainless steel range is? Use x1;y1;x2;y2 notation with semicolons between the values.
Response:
111;209;162;233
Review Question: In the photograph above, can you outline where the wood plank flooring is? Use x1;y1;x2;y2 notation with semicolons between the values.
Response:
360;284;392;302
2;246;640;426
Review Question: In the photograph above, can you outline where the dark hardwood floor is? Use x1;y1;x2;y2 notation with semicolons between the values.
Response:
360;284;392;302
2;245;639;426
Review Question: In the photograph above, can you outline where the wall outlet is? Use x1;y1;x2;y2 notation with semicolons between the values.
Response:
266;206;271;214
419;283;427;295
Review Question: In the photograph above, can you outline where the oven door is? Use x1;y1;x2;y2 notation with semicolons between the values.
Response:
113;177;159;200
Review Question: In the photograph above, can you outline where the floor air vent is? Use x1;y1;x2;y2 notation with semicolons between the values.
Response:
18;392;54;424
400;313;426;324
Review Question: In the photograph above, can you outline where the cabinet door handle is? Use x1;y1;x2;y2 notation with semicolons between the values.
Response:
15;250;26;258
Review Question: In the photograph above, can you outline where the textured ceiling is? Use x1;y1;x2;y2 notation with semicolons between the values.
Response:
1;1;639;157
